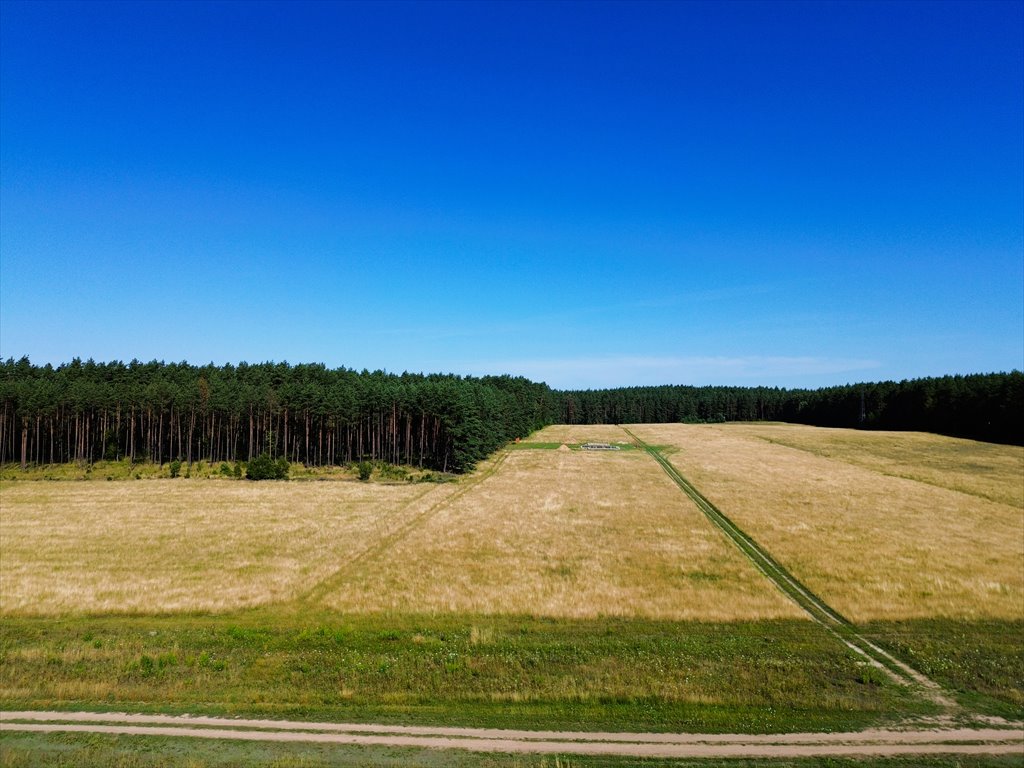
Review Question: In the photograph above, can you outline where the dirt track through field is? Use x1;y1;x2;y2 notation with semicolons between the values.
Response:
621;428;959;710
2;712;1022;759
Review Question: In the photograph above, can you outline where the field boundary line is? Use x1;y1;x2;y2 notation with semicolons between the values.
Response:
621;427;957;710
298;451;511;605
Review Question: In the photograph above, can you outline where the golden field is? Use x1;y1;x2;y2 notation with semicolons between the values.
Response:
630;423;1024;622
0;479;447;614
520;424;631;444
0;443;799;620
743;423;1024;508
2;422;1020;623
321;447;801;619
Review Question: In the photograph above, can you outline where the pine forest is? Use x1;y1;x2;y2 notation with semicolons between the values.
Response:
1;358;1020;472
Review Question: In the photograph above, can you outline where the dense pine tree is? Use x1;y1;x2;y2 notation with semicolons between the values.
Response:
1;358;1019;471
0;359;557;472
556;373;1023;445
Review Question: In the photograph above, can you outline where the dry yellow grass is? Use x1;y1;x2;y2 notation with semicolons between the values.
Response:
523;424;633;444
0;479;445;615
320;448;802;620
739;423;1024;508
629;423;1024;621
9;423;1015;623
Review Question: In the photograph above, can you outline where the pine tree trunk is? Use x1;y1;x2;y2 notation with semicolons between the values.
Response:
20;417;28;470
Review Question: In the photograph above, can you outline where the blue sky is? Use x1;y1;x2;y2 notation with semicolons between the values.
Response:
1;0;1021;389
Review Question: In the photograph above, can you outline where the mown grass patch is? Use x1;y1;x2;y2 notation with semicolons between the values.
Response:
0;613;931;734
2;731;1021;768
862;618;1024;720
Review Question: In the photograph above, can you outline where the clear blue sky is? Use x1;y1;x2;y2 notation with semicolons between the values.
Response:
1;0;1021;389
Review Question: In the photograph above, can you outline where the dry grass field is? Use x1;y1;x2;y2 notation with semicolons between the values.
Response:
742;423;1024;508
320;448;801;620
3;424;1019;624
2;425;1022;733
629;423;1024;622
0;479;449;615
521;424;632;444
1;446;798;620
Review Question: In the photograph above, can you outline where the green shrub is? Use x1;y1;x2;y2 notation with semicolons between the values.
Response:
246;453;289;481
376;463;409;481
356;461;373;481
857;666;886;686
169;460;182;479
219;462;232;477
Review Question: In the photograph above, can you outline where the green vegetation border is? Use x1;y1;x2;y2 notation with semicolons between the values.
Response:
0;613;930;735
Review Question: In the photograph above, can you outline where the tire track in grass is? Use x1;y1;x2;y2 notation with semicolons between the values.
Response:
621;427;958;712
298;451;511;606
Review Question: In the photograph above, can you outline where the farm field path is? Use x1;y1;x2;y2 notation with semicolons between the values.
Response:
621;427;960;711
627;424;1024;622
2;711;1022;759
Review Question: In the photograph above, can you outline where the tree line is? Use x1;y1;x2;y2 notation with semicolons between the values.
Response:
1;358;1019;471
0;358;556;472
559;372;1022;445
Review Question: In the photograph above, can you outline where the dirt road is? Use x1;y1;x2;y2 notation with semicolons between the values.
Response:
2;711;1022;759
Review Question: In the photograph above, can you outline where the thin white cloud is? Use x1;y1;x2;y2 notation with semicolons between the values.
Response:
457;355;881;389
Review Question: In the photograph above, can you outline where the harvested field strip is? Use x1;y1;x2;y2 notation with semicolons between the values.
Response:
623;428;955;709
2;713;1022;759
